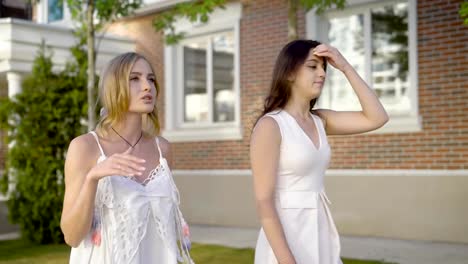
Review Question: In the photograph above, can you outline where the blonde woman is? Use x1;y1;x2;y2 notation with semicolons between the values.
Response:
251;40;389;264
60;52;193;264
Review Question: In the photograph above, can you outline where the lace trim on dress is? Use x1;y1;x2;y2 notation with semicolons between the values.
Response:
96;176;153;264
110;203;151;263
123;163;165;186
86;135;194;264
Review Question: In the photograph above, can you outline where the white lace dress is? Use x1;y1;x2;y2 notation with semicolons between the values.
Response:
69;132;193;264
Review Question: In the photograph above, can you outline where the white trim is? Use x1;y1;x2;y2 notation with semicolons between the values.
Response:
207;38;214;123
172;169;468;177
407;0;419;118
326;170;468;177
0;18;134;73
368;114;422;133
36;0;72;27
306;0;420;134
173;169;251;177
363;9;372;85
162;125;242;142
136;0;190;16
162;2;242;142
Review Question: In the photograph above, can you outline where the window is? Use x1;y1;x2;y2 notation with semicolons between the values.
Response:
182;31;235;124
0;0;32;20
307;0;420;133
36;0;70;24
47;0;63;22
163;3;241;142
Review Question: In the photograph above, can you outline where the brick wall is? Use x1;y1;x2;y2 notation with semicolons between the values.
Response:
110;0;467;170
327;0;467;170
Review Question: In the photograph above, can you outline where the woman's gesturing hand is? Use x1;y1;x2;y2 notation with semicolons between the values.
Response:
86;147;146;181
313;44;352;73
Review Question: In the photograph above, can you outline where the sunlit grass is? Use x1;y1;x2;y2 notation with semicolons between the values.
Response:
0;239;395;264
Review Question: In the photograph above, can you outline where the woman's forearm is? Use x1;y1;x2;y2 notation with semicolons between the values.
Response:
343;65;389;125
257;199;295;264
61;175;99;247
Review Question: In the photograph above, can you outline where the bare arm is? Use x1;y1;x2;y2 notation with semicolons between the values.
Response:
250;117;296;264
313;44;389;135
60;135;145;247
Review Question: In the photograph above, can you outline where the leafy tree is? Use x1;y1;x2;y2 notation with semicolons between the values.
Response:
153;0;346;44
0;43;87;243
66;0;142;130
460;1;468;25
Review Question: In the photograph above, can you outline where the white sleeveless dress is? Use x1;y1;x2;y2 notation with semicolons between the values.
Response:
254;110;342;264
69;132;193;264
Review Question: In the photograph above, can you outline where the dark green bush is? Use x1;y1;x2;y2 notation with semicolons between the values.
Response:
0;44;87;244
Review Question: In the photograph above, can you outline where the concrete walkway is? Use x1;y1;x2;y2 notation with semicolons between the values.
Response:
189;225;468;264
1;225;467;264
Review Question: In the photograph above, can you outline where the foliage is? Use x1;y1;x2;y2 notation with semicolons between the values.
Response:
153;0;228;44
300;0;346;13
66;0;142;32
65;0;142;129
0;43;87;244
460;1;468;25
371;5;409;80
153;0;346;44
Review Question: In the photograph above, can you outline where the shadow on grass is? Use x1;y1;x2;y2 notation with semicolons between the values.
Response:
0;239;396;264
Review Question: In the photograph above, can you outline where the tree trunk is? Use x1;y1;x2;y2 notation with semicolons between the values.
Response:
287;0;298;41
87;0;96;131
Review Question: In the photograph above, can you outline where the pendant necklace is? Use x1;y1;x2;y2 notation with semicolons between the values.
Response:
111;127;143;148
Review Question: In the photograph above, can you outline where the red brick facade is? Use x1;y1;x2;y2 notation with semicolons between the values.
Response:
324;0;467;170
8;0;449;172
108;0;468;171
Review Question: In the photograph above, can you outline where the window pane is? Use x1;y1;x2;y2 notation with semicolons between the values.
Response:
371;3;410;114
324;14;365;111
183;40;208;122
48;0;63;22
212;32;235;122
0;0;32;20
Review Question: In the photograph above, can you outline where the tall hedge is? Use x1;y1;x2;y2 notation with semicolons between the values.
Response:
0;45;87;243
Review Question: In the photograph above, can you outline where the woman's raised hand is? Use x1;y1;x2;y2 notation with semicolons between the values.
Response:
313;44;352;73
86;147;146;181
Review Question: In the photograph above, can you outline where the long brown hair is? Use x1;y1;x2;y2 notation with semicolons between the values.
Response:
255;39;326;126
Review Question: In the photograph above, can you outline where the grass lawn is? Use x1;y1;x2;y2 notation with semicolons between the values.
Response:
0;239;394;264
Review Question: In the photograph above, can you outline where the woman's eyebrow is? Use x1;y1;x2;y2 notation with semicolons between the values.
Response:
306;58;321;63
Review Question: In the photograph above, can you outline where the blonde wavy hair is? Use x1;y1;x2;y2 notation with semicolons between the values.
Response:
95;52;160;137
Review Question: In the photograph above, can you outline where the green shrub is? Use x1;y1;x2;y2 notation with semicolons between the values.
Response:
0;44;87;244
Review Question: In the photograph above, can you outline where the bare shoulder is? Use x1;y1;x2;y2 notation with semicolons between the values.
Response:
66;133;100;166
156;136;172;155
251;116;281;142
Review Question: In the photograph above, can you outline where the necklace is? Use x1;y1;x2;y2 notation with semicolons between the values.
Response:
111;127;143;148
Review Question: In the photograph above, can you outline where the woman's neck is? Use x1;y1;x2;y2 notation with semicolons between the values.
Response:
284;97;312;120
111;113;143;143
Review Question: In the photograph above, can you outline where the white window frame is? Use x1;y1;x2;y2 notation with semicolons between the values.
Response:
36;0;72;26
162;2;242;142
306;0;421;133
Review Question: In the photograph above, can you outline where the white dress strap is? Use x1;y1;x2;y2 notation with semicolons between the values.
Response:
155;137;163;162
89;131;106;157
